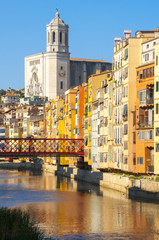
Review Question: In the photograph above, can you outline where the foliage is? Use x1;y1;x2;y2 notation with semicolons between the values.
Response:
155;177;159;182
14;90;24;98
0;208;42;240
0;89;6;100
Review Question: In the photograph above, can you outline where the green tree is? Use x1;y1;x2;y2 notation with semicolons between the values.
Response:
0;89;6;100
0;208;42;240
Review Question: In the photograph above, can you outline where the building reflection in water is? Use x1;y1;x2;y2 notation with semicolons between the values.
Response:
0;170;159;239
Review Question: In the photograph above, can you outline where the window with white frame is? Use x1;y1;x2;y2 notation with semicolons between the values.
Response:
156;128;159;136
146;130;153;140
139;131;145;140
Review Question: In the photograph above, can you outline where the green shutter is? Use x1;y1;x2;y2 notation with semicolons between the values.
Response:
156;82;159;92
156;103;158;114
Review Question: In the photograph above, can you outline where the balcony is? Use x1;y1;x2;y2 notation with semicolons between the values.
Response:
137;109;154;128
137;122;154;128
139;88;154;107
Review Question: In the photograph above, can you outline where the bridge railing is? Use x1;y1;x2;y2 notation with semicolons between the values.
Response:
0;138;84;157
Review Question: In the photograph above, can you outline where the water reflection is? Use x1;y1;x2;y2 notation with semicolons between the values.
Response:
0;170;159;239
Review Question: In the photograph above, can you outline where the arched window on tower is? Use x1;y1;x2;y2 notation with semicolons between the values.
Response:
60;32;62;44
53;32;55;43
60;81;63;89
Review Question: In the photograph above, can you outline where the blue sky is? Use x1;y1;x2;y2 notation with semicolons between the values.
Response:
0;0;159;90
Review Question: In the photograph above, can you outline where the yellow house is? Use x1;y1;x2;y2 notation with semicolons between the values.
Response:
86;70;105;167
65;87;78;165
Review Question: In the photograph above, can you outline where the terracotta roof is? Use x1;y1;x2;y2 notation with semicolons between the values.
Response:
3;93;18;97
70;58;109;63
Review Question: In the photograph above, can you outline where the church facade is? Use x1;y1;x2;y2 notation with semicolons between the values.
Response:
25;11;111;100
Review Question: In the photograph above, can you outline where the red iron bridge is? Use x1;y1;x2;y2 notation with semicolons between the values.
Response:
0;138;84;158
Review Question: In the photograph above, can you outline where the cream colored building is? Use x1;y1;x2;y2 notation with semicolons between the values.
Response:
113;30;156;172
25;11;70;100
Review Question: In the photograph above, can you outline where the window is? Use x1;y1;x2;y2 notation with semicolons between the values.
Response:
153;51;155;59
85;120;88;129
146;130;153;140
133;132;136;144
137;157;143;165
104;153;107;162
84;136;88;146
98;125;100;134
89;133;91;142
156;128;159;136
156;144;159;152
123;104;128;120
146;44;149;49
124;157;128;164
156;103;159;114
0;129;5;133
150;67;154;77
137;91;139;98
109;125;112;137
89;118;91;127
100;153;104;162
156;55;158;66
145;54;149;61
124;124;128;135
139;131;145;140
89;105;91;112
140;89;146;105
133;153;136;165
124;48;128;60
156;82;159;92
60;81;63;89
143;69;146;78
60;32;62;43
89;149;91;160
124;141;128;150
109;84;112;97
105;86;108;94
53;32;55;42
93;155;97;163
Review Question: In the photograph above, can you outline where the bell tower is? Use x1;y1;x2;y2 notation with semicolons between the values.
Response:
45;10;70;99
46;10;69;53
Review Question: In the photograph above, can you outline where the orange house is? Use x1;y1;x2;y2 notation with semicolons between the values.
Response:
136;62;154;173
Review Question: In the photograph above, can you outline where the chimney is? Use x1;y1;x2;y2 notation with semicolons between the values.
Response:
124;30;131;40
114;37;122;47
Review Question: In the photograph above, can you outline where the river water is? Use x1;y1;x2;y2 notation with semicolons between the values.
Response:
0;170;159;240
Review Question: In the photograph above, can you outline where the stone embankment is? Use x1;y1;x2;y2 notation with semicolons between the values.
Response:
43;164;159;201
1;162;159;200
0;162;42;171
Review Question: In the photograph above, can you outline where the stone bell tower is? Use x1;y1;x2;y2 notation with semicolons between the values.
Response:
45;9;70;98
